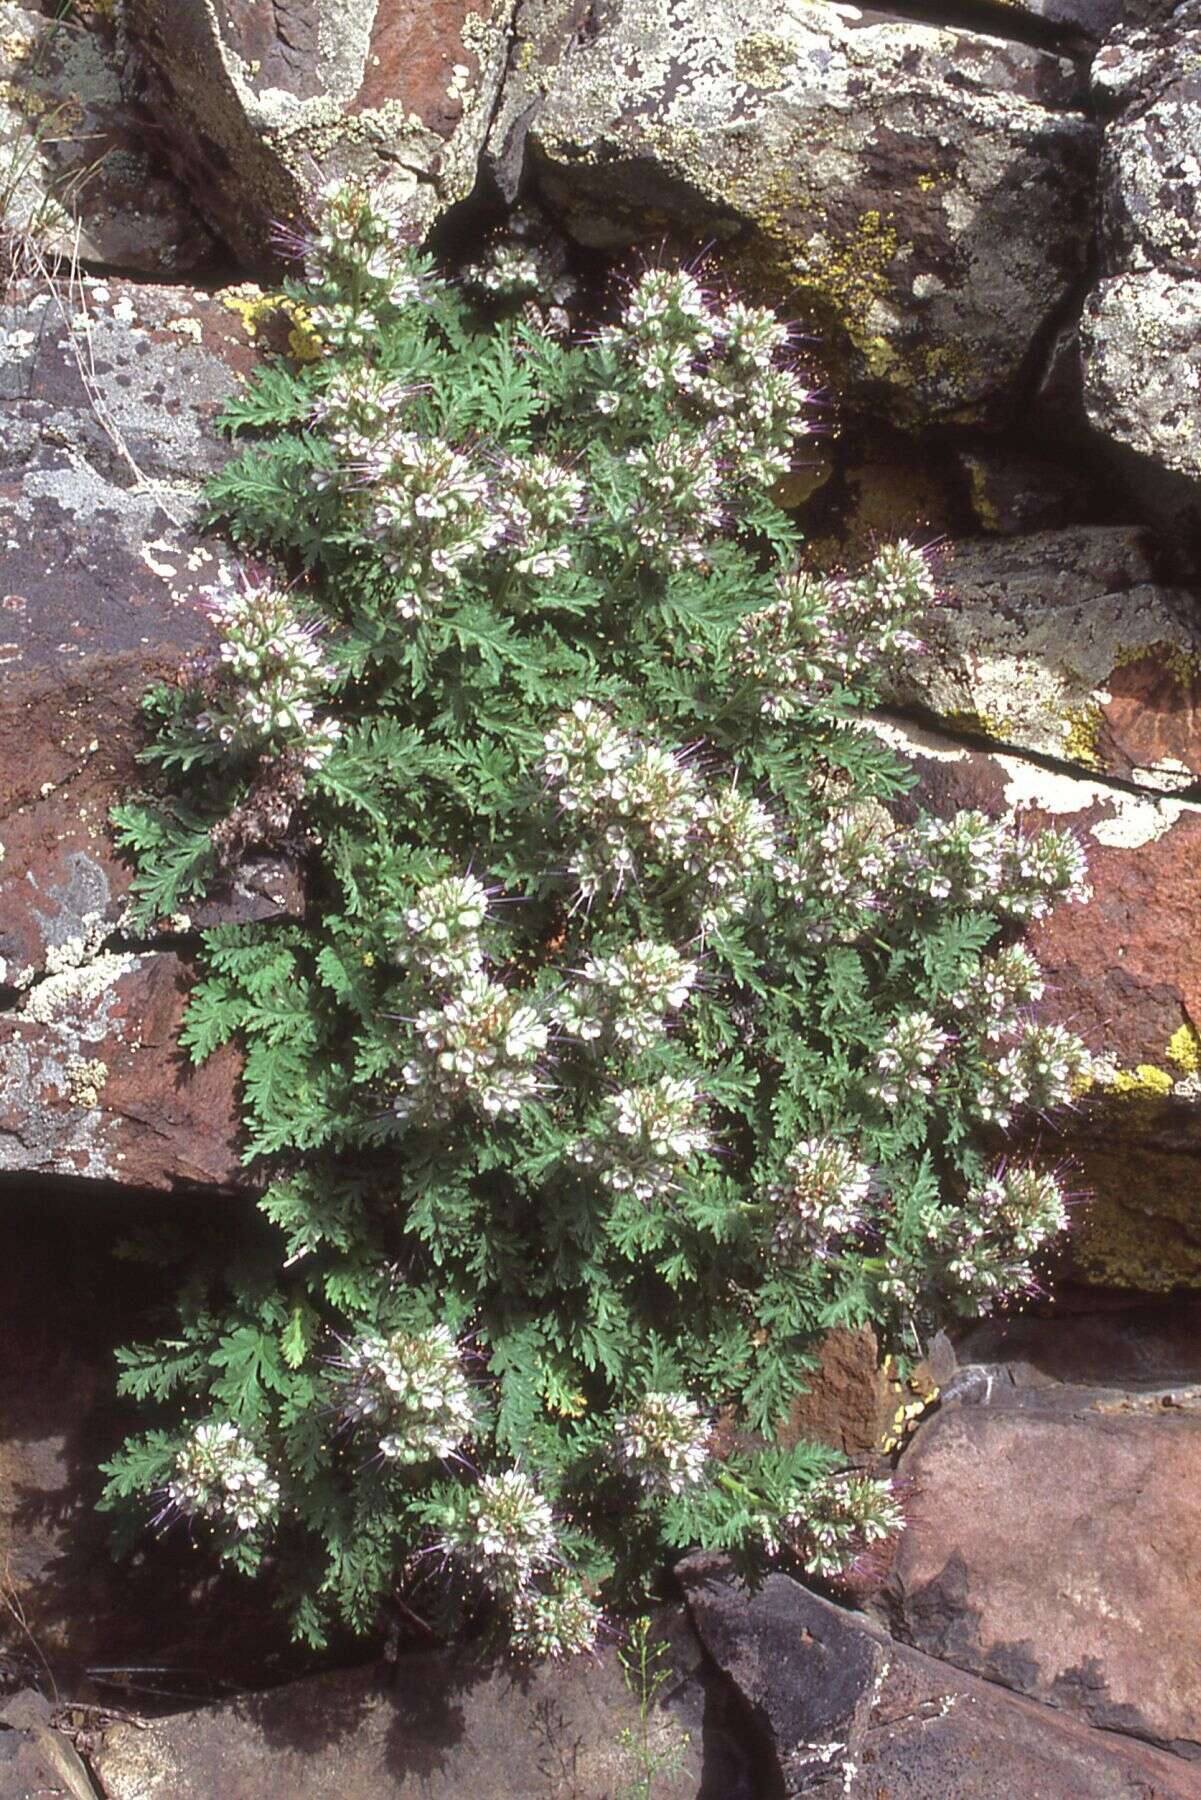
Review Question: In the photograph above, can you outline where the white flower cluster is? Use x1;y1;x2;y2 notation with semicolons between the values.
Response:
770;1137;875;1262
166;1421;280;1535
949;943;1044;1041
596;268;815;489
441;1468;559;1591
615;1391;711;1496
336;1325;474;1464
792;807;893;926
573;1076;712;1201
397;970;547;1122
791;1471;905;1580
365;430;504;615
309;366;418;471
625;430;727;569
543;701;775;919
301;180;429;350
891;811;1091;919
927;1166;1069;1312
491;450;586;578
394;873;489;984
509;1578;603;1660
461;205;578;335
971;1021;1091;1130
869;1010;950;1106
558;939;698;1050
196;579;340;765
732;543;932;719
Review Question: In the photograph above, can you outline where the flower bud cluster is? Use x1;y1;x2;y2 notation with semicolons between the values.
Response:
491;451;586;578
926;1166;1068;1311
791;1471;905;1580
573;1076;711;1201
300;181;428;351
166;1421;280;1535
440;1467;559;1592
309;366;418;468
365;431;504;617
595;268;815;488
559;939;698;1050
970;1021;1091;1130
869;1010;951;1106
509;1578;603;1660
543;702;774;920
624;431;727;569
732;543;932;718
615;1390;711;1496
461;205;577;336
336;1325;474;1464
891;811;1090;920
791;807;892;925
949;944;1044;1041
393;873;489;984
397;971;547;1122
770;1137;875;1261
194;580;341;768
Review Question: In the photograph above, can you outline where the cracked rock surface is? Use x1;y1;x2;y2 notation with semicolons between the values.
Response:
516;0;1097;426
121;0;523;275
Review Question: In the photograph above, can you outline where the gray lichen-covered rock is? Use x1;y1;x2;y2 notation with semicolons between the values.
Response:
0;1;213;275
1082;272;1201;483
518;0;1097;425
898;525;1201;790
1081;5;1201;501
123;0;521;273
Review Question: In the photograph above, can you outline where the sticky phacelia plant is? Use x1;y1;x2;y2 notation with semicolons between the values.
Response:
103;184;1090;1657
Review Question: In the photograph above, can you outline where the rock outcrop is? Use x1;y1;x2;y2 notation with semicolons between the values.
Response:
122;0;523;274
512;0;1097;426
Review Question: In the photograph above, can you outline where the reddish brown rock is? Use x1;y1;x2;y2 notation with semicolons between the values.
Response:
884;1384;1201;1754
780;1324;894;1458
123;0;521;274
681;1558;1201;1798
0;951;244;1190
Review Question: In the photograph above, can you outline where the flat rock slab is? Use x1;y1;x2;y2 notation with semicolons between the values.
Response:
885;1386;1201;1754
680;1559;1201;1798
898;526;1201;791
94;1650;709;1800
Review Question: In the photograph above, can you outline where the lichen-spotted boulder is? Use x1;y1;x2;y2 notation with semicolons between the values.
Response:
895;525;1201;791
512;0;1097;425
1080;4;1201;530
878;714;1201;1290
123;0;521;273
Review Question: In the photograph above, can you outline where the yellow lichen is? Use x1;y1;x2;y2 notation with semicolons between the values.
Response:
1168;1023;1201;1073
1110;1064;1175;1097
1061;703;1105;770
220;284;322;363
